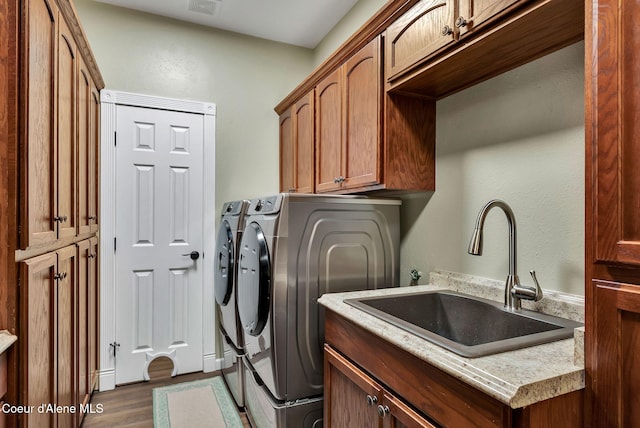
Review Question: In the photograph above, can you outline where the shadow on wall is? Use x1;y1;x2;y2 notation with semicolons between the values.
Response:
436;41;584;157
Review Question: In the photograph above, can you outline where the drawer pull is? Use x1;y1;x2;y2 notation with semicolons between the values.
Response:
366;394;378;406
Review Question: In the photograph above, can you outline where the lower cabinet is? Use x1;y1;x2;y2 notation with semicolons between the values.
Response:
325;344;436;427
324;310;583;428
590;280;640;426
19;241;98;428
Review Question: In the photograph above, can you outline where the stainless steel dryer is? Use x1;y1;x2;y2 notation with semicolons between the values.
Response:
236;193;400;427
215;199;249;408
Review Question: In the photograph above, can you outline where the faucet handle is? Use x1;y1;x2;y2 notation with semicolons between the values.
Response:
511;270;544;302
529;270;543;301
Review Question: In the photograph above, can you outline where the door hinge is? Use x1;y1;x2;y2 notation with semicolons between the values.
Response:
110;342;120;358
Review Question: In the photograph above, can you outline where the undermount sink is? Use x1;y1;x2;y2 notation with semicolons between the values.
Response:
344;290;582;358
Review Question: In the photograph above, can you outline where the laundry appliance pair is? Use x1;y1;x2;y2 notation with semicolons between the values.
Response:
215;193;400;427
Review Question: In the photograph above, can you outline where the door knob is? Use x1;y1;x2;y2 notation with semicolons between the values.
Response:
182;251;200;261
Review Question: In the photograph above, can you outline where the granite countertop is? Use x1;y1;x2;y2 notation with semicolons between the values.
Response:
0;330;17;355
318;270;585;409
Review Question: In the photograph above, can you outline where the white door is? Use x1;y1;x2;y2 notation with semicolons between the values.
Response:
114;105;204;385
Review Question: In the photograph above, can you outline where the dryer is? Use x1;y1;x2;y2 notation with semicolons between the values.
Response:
214;199;249;408
236;193;400;427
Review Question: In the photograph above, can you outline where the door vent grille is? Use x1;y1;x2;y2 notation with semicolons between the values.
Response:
187;0;221;16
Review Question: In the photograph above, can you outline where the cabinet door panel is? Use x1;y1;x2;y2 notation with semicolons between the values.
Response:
457;0;523;36
344;37;381;190
315;68;343;192
589;0;640;265
383;391;437;428
56;245;77;428
19;252;56;428
294;93;314;194
22;0;58;248
279;108;294;192
57;17;77;240
324;345;382;428
77;59;91;235
385;0;455;81
77;240;90;413
88;237;99;390
89;88;100;232
591;281;640;427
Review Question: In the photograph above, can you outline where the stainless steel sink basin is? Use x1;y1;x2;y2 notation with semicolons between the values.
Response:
344;290;582;357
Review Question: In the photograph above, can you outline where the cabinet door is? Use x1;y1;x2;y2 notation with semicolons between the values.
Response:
385;0;455;81
324;345;382;428
19;252;57;428
89;88;100;232
381;391;437;428
77;240;90;416
22;0;58;248
343;36;381;190
57;16;77;240
56;245;77;428
77;58;92;236
457;0;524;36
293;92;314;193
588;0;640;265
279;107;294;192
591;281;640;427
88;237;99;391
315;67;343;193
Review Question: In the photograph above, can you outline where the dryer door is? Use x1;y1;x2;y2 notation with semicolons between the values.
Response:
237;222;271;336
214;219;234;306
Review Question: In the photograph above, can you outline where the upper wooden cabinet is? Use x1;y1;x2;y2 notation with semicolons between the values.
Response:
279;91;314;194
386;0;529;83
386;0;583;98
21;0;59;248
316;36;382;193
19;0;102;251
456;0;524;36
385;0;455;81
587;0;640;267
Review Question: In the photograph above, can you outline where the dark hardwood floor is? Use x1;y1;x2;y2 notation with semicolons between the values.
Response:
81;359;251;427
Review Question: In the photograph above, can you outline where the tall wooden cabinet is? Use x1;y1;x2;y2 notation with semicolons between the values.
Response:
1;0;104;426
586;0;640;426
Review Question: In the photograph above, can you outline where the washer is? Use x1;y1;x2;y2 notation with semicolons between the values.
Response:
237;193;400;427
214;199;249;408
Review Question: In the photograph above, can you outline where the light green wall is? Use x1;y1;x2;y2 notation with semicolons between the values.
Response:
77;0;585;295
312;0;387;67
75;0;314;209
400;42;585;295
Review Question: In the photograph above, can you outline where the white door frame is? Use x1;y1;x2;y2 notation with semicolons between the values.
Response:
99;90;219;391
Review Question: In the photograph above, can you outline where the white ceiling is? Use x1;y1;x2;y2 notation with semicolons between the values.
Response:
93;0;359;48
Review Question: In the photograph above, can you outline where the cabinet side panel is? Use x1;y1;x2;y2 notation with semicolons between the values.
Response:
279;109;294;192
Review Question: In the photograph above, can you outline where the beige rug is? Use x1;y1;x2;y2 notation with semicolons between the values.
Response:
153;376;243;427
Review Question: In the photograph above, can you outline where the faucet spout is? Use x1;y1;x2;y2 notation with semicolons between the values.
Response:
467;199;520;309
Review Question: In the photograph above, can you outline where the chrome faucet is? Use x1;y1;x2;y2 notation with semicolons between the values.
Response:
467;199;543;310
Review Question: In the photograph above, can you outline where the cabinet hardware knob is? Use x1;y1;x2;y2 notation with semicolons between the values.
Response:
54;215;67;223
442;25;453;36
88;253;96;259
88;215;97;220
288;188;296;193
366;395;378;406
333;177;340;183
455;16;468;28
54;272;67;281
377;405;390;417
